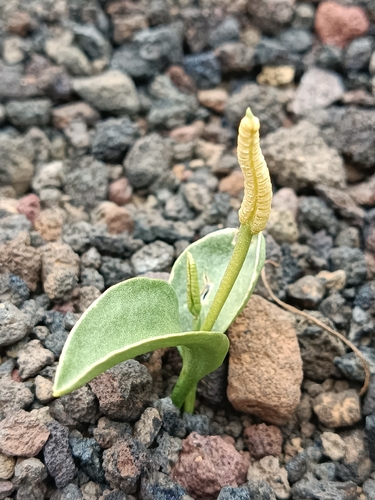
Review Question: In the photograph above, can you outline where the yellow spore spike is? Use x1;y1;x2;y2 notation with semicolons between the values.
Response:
237;107;272;234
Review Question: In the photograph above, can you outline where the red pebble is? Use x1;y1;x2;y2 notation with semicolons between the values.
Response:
108;178;133;206
17;194;41;223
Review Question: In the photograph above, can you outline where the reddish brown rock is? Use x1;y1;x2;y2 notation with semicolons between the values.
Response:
0;410;49;457
219;170;244;197
244;424;283;460
52;102;100;129
312;390;361;428
0;232;41;291
349;174;375;207
227;294;303;425
315;2;369;48
17;194;41;223
366;224;375;254
6;11;34;37
34;208;65;242
166;65;197;94
92;201;134;234
272;187;299;217
112;14;148;44
108;178;133;206
172;432;247;500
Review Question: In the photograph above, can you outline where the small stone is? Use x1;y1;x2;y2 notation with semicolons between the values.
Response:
217;486;250;500
49;386;99;426
43;420;76;489
6;99;52;128
336;429;371;484
140;470;190;500
285;452;307;484
348;174;375;207
17;340;54;379
99;256;133;288
130;241;174;275
329;246;366;286
65;158;108;211
315;2;369;48
247;457;290;500
219;171;244;197
0;453;15;481
41;242;80;302
366;413;375;462
291;68;344;116
153;398;186;439
108;178;133;206
152;431;182;474
52;102;99;129
73;71;139;115
227;295;303;425
198;89;228;113
92;202;134;235
266;210;299;244
69;431;105;484
51;483;82;500
172;432;247;500
0;480;14;498
92;117;138;163
17;194;41;223
0;302;32;347
12;457;47;500
248;0;295;34
262;121;346;191
0;410;49;457
35;375;54;404
134;407;162;448
244;424;282;460
287;275;326;309
257;66;295;86
313;390;361;428
89;360;153;422
93;417;131;450
0;376;34;419
320;432;346;461
6;11;33;36
103;435;149;494
183;52;221;90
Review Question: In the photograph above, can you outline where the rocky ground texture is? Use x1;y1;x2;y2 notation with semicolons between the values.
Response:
1;0;375;498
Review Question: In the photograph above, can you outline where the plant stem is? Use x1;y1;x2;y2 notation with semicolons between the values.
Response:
183;383;197;413
201;224;253;332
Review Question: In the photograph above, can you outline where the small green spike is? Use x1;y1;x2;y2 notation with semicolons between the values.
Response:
186;251;201;320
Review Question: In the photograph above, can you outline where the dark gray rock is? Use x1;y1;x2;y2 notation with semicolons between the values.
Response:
218;486;251;499
103;435;149;494
319;293;352;330
198;363;227;405
278;29;313;53
153;398;186;438
6;98;52;128
247;479;277;500
51;483;83;500
164;194;195;221
65;158;108;210
0;274;29;307
287;275;326;309
90;226;142;257
99;256;133;288
12;457;47;500
314;462;336;481
148;96;198;130
17;339;54;379
255;37;302;68
354;282;375;311
363;376;375;416
69;430;105;483
80;267;105;291
73;24;110;60
366;412;375;462
335;347;375;382
0;376;34;419
62;221;93;253
183;52;221;89
315;45;343;71
49;386;99;426
299;197;338;235
292;474;358;500
44;420;76;488
92;117;138;163
286;452;307;484
209;17;240;48
335;430;371;485
344;37;373;71
44;329;68;357
0;214;32;244
151;431;182;474
140;470;188;500
89;360;153;422
183;413;210;436
130;240;174;275
363;478;375;500
124;134;172;189
329;247;367;287
94;417;132;449
133;209;194;243
0;301;32;346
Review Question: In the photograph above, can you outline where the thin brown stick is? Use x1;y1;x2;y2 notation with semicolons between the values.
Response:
261;261;370;396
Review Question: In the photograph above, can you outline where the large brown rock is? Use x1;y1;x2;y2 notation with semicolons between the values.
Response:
0;232;41;291
227;294;303;425
0;410;49;457
172;432;247;500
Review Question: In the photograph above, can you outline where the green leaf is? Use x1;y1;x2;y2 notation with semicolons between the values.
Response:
186;251;201;319
169;228;266;333
53;277;229;403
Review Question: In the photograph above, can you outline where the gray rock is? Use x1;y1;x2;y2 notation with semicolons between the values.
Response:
315;45;343;71
0;132;35;195
366;412;375;462
335;430;371;485
64;158;108;210
314;462;336;481
51;483;83;500
299;197;338;235
0;481;14;498
334;346;375;382
0;376;34;419
133;210;194;243
292;473;357;500
130;240;174;275
44;328;68;357
183;413;210;436
0;214;32;245
134;407;162;448
103;435;149;494
363;376;375;416
49;386;99;426
44;420;76;489
0;301;32;347
148;95;198;130
93;417;132;450
69;430;105;483
287;276;326;309
152;431;182;474
354;282;375;311
17;340;54;379
6;98;52;128
247;479;277;500
80;267;105;292
278;29;313;53
329;247;367;286
12;457;47;500
285;452;307;484
32;160;66;194
140;470;189;500
0;274;29;307
320;293;352;330
209;17;240;48
90;226;142;257
81;247;101;269
73;24;110;60
62;221;93;253
111;25;183;79
73;71;139;115
218;487;251;500
226;83;286;135
363;478;375;500
344;37;373;71
153;398;186;439
262;121;346;190
248;0;295;33
183;52;221;89
92;117;138;163
164;194;195;221
124;133;172;189
290;68;344;116
89;360;153;422
99;256;133;287
255;37;302;69
182;182;213;213
197;363;227;405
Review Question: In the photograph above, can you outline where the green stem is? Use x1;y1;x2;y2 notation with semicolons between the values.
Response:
183;383;197;413
201;224;253;332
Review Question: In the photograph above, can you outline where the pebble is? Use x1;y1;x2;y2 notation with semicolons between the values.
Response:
130;240;174;275
92;201;134;235
108;178;133;206
52;102;99;129
335;346;375;382
198;89;228;113
103;435;149;494
0;376;34;418
43;420;76;488
99;256;133;287
247;479;277;500
73;71;140;115
266;209;299;244
320;432;346;461
153;398;186;439
348;173;375;206
247;456;290;500
93;417;132;449
6;98;52;128
183;52;221;89
227;295;303;425
49;386;99;426
248;0;295;34
217;486;250;500
243;424;282;460
329;246;367;286
344;37;373;71
69;431;105;483
0;453;15;480
257;65;295;86
140;470;190;500
12;457;47;500
134;407;162;448
0;410;49;457
312;390;361;428
35;375;54;404
89;360;153;422
92;117;138;163
172;432;247;500
366;412;375;461
17;340;54;379
287;275;326;309
262;121;346;191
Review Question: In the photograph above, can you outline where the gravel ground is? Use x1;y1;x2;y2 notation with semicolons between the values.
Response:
1;0;375;499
